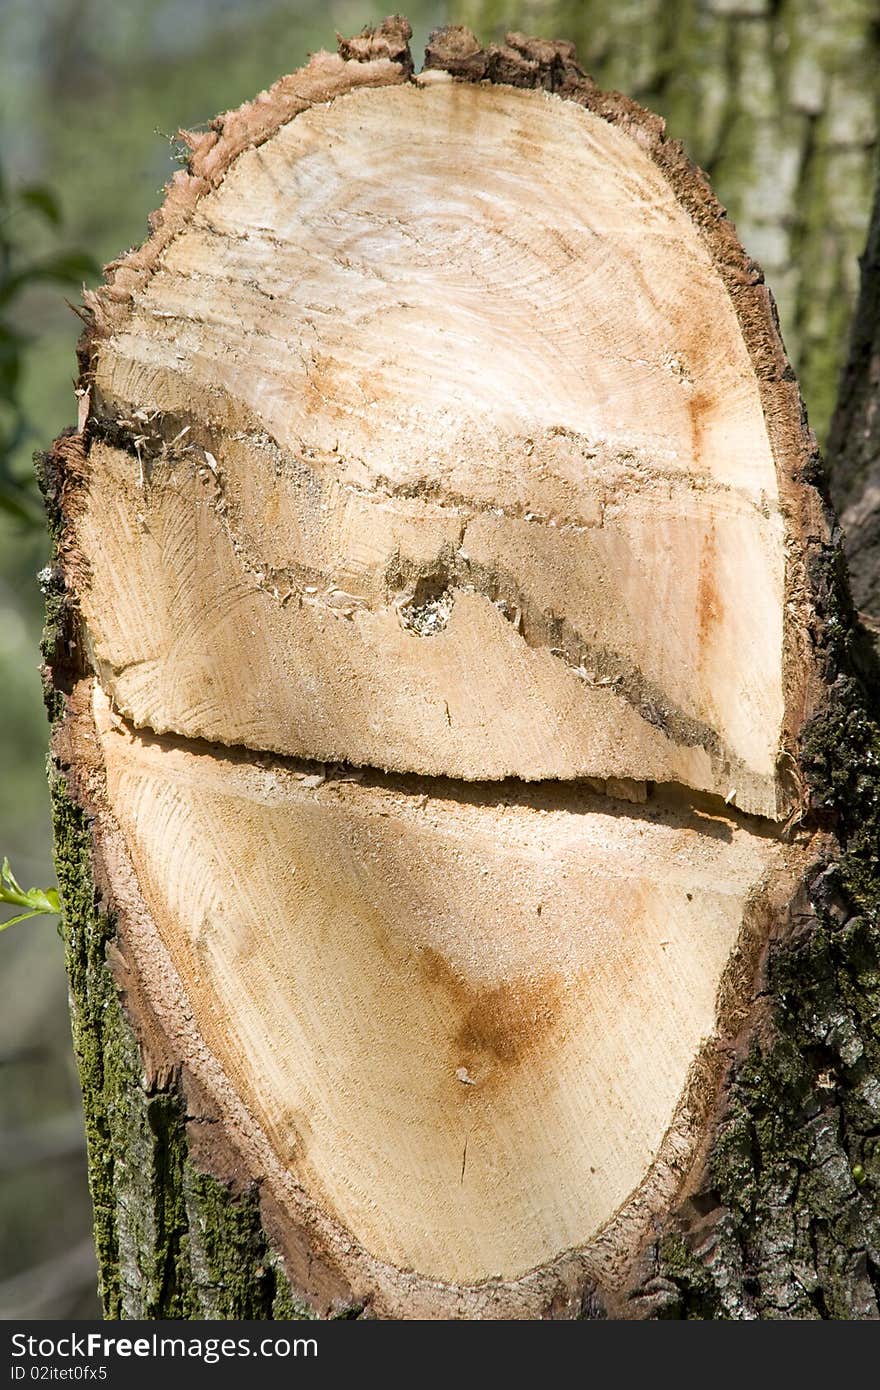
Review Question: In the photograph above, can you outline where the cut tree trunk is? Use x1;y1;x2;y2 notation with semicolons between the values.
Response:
42;20;880;1319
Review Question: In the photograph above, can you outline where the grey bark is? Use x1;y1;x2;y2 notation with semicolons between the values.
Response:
827;167;880;629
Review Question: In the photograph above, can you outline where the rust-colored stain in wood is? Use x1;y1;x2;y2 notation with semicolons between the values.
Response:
455;976;564;1067
686;384;713;461
696;520;723;656
420;946;564;1074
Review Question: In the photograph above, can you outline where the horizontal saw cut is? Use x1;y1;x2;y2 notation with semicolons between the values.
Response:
50;22;839;1318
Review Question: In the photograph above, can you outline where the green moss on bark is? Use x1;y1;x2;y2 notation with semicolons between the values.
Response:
655;1236;725;1320
50;775;308;1319
50;775;123;1315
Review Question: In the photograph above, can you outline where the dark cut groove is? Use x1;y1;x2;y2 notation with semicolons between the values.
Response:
385;547;738;767
87;405;764;807
101;694;783;844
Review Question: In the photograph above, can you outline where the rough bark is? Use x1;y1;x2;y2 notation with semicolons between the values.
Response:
458;0;880;449
642;559;880;1320
827;172;880;633
43;20;880;1318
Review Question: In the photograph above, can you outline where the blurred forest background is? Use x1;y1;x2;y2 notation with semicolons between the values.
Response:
0;0;877;1319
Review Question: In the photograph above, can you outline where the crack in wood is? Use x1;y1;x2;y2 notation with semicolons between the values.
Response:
96;691;780;838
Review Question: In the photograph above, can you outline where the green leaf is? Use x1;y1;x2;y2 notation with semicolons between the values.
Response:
2;857;25;895
17;184;62;226
0;909;46;932
0;857;61;931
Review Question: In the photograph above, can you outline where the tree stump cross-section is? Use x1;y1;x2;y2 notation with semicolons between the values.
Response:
44;20;880;1318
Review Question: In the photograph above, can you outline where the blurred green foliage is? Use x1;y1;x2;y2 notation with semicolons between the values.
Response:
0;162;97;523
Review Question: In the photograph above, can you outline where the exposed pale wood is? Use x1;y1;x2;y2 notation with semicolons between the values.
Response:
49;24;843;1318
76;77;801;817
91;683;803;1285
456;2;880;445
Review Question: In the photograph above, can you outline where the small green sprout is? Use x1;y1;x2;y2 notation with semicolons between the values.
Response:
0;857;60;931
